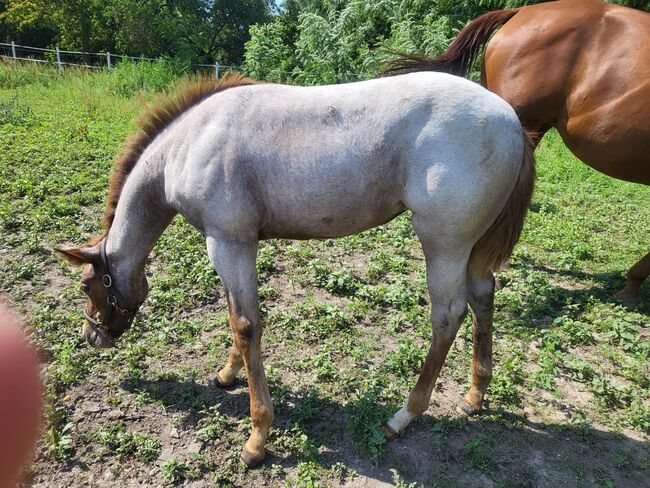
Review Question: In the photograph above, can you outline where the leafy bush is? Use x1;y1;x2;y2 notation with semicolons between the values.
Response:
107;59;184;97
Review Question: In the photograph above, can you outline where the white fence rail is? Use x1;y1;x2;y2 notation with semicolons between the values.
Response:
0;41;240;79
0;41;369;82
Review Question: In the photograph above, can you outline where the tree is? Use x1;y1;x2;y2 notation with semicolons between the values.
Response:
1;0;109;58
0;0;56;46
101;0;200;58
0;0;273;66
193;0;273;65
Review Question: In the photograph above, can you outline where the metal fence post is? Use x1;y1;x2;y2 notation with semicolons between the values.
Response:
215;62;220;80
11;41;16;68
107;52;112;71
55;46;62;72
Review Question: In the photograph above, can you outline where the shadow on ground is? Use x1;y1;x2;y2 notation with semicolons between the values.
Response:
121;374;649;487
505;259;650;321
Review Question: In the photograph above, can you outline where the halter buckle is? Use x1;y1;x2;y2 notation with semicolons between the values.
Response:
102;274;112;288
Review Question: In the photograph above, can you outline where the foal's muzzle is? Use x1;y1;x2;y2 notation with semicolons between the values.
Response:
80;239;142;348
83;318;116;348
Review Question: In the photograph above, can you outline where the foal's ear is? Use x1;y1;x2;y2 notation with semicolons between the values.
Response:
55;246;100;266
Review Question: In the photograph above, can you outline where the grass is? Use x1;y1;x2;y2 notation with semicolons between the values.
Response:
0;63;648;487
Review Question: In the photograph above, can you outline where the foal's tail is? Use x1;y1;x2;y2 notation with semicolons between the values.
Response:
383;8;520;78
469;131;536;276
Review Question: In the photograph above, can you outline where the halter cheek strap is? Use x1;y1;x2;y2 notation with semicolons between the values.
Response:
83;239;142;337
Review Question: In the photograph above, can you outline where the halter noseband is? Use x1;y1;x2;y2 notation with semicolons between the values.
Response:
83;239;142;337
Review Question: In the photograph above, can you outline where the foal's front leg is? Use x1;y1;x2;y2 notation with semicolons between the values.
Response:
206;234;273;467
213;343;244;387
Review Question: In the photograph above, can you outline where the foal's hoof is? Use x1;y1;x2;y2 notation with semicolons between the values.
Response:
456;401;483;417
240;447;265;469
381;423;399;440
210;374;236;390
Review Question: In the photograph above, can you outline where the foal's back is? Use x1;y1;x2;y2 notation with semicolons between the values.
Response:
161;72;522;240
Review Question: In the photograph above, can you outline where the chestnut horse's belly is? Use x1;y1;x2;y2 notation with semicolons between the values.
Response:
558;126;650;185
559;81;650;185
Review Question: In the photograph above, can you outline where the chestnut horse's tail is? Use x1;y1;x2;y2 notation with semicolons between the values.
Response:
383;8;520;78
469;130;536;276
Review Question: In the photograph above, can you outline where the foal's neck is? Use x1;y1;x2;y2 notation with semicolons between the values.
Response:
105;152;176;300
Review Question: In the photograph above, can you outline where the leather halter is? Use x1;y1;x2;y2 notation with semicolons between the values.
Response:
82;239;142;338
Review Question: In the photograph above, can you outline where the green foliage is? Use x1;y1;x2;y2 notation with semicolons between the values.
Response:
92;422;161;462
161;457;189;484
245;21;293;81
461;434;496;471
309;258;361;296
600;312;648;357
0;62;62;89
345;383;392;459
195;404;229;441
0;95;34;125
391;468;423;488
45;420;75;460
245;0;460;83
489;357;524;406
385;338;427;376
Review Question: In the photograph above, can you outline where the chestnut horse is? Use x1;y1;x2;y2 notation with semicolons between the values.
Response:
57;73;534;466
386;0;649;306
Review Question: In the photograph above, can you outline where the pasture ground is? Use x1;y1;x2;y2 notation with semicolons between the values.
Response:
0;65;648;487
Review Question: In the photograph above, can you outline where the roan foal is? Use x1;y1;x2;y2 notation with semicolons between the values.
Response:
58;72;534;467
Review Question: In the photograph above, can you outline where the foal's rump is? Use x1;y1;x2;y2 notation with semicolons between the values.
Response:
165;72;529;251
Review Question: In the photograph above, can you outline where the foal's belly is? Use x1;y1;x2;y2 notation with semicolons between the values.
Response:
258;200;407;240
253;154;408;240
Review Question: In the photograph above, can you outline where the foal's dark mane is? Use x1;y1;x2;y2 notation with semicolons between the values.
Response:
100;73;256;234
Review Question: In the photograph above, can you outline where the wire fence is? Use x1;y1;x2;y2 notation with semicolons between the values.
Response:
0;41;245;79
0;41;368;83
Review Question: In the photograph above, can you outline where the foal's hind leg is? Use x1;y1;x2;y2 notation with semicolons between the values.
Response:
384;224;470;437
616;251;649;308
458;270;495;416
206;233;273;467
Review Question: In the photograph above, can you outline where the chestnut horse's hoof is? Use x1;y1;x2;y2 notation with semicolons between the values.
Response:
240;447;265;468
615;290;640;310
456;401;483;417
381;423;399;440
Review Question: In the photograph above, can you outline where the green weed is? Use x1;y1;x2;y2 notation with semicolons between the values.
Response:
92;423;161;462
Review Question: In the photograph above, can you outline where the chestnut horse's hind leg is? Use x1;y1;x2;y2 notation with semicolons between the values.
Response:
616;251;650;307
384;222;470;438
206;234;273;468
458;270;495;416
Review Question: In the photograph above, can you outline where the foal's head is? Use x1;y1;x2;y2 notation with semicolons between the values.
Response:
56;240;147;348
